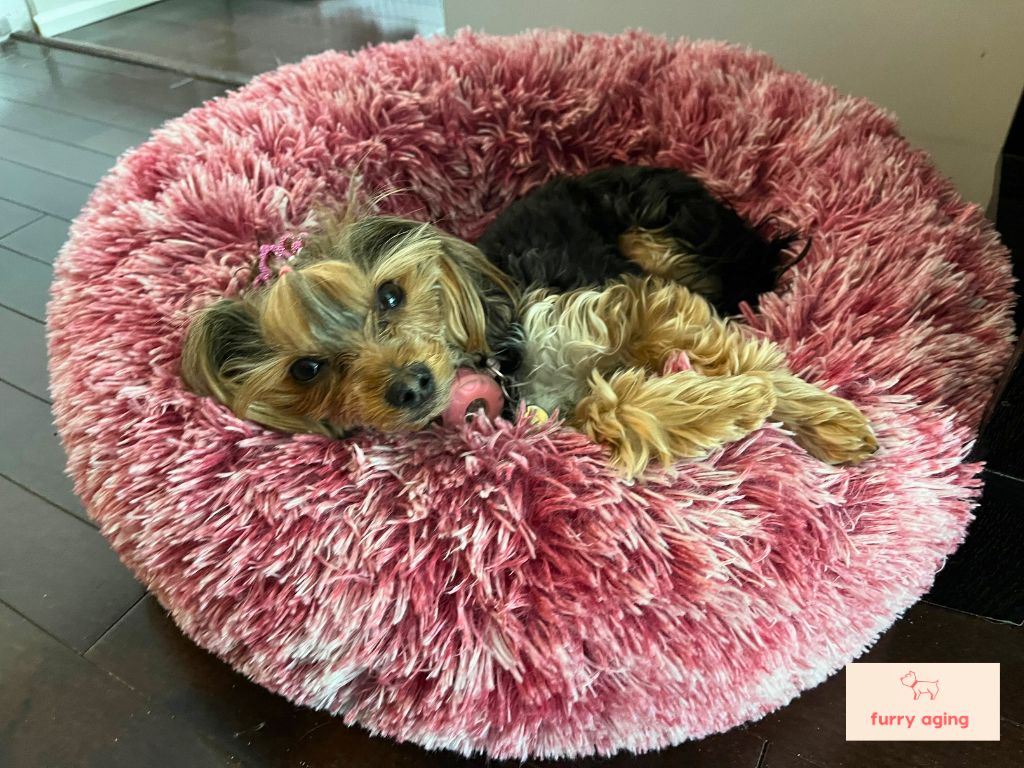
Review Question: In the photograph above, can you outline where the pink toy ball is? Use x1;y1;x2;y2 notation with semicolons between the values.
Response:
47;31;1014;760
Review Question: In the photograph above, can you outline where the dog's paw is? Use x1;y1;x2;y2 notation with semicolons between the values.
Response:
793;396;878;465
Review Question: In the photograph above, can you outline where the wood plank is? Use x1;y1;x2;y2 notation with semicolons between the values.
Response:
82;0;443;39
759;722;1024;767
85;597;491;767
16;31;249;88
523;731;766;767
0;214;70;264
0;601;238;767
0;44;224;121
760;746;818;767
994;150;1023;332
0;381;86;520
0;306;48;401
0;246;52;321
973;334;1024;478
927;471;1024;623
0;37;196;94
4;39;190;79
0;126;116;185
58;0;437;78
0;477;144;652
0;96;147;156
0;197;41;238
0;158;93;220
747;602;1024;767
3;39;230;87
0;72;186;134
87;593;766;767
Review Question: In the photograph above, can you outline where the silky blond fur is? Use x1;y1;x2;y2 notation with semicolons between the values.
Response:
518;275;877;477
181;217;515;435
618;227;722;301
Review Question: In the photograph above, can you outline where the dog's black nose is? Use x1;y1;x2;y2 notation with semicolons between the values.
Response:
385;363;435;410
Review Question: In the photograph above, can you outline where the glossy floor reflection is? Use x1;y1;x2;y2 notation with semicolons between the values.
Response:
60;0;445;79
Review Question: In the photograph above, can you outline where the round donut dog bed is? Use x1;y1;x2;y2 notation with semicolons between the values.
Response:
48;31;1014;759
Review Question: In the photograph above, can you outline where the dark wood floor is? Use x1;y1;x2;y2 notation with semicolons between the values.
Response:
60;0;446;81
1;7;1022;766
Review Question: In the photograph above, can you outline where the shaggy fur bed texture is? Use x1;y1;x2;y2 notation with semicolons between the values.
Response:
47;31;1014;759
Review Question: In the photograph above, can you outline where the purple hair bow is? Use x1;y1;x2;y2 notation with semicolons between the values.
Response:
254;233;305;287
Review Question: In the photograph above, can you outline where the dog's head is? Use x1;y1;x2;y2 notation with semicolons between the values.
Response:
900;672;917;687
181;216;515;434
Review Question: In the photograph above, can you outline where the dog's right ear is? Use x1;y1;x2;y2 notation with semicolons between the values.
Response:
436;233;517;356
180;299;268;406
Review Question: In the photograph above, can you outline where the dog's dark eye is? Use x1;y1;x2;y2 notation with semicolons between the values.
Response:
289;358;323;382
376;282;404;312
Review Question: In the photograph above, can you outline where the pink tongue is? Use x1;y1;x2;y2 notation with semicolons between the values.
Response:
442;368;504;426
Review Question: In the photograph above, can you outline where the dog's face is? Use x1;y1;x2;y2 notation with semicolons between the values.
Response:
181;217;514;434
900;672;916;687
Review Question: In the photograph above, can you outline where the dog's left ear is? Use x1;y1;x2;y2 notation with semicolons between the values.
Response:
436;234;516;356
180;298;269;407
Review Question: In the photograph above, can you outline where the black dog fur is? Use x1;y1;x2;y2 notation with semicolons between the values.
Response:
473;165;799;383
476;165;795;313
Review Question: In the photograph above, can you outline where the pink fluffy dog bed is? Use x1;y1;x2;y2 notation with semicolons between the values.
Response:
48;31;1014;759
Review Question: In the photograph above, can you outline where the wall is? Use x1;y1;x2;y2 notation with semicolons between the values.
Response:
444;0;1024;206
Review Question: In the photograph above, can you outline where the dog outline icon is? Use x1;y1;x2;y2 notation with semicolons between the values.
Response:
900;670;939;700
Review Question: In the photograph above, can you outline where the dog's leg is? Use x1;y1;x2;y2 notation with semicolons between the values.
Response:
556;279;774;476
596;278;876;467
573;368;777;478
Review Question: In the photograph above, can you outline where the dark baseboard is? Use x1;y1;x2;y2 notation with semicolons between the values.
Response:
12;31;248;87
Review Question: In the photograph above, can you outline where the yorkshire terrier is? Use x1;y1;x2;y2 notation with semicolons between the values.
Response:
181;166;877;477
